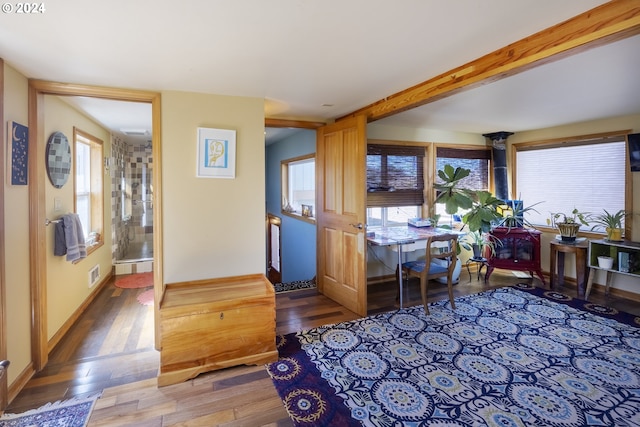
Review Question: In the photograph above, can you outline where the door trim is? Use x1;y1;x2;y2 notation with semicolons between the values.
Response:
28;80;163;370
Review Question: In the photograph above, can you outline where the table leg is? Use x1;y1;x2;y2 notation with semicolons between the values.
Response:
397;244;404;308
550;247;557;289
576;249;587;298
557;252;566;287
585;268;595;300
605;271;613;296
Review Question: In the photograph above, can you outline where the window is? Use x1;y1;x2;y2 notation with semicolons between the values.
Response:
282;154;315;221
515;132;628;233
435;147;491;223
367;144;425;226
74;128;104;250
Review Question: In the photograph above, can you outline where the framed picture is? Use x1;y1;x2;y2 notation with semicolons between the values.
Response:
301;204;313;217
196;127;236;178
8;121;29;185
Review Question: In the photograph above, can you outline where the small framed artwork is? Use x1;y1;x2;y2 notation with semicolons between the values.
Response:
8;121;29;185
197;127;236;178
301;204;313;217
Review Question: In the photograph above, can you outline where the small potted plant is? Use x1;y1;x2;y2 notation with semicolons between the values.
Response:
547;208;590;243
499;199;544;230
460;230;502;259
588;209;631;242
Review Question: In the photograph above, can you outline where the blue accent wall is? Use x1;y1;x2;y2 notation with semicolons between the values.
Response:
265;130;316;283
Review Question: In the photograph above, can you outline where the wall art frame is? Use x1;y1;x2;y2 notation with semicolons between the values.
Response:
196;127;236;179
8;120;29;185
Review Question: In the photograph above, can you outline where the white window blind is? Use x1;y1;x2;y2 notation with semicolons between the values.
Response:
516;141;626;230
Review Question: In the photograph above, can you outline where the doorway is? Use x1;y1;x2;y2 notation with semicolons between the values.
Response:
267;214;282;284
28;80;163;370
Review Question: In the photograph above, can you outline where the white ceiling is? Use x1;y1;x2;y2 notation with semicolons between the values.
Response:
2;0;637;144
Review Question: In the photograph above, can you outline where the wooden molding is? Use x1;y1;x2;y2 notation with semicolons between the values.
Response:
265;118;325;129
339;1;640;123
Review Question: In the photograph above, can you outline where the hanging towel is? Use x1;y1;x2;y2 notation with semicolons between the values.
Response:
54;220;67;256
63;213;87;262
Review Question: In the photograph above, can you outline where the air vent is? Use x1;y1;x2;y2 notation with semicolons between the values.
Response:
121;129;149;136
88;265;100;288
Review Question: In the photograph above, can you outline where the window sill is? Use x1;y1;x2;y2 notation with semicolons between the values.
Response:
86;240;104;256
282;210;316;225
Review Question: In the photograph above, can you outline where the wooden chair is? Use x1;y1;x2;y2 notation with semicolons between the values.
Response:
396;233;458;314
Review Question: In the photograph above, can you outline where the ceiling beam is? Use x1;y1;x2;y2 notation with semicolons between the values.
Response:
339;0;640;123
265;118;325;129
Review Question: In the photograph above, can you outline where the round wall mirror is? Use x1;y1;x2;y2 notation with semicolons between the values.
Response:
46;131;72;188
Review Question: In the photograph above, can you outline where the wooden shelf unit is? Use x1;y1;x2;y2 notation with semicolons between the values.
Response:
158;274;278;387
586;239;640;299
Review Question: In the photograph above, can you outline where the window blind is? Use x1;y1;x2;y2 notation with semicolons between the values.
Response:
367;145;424;207
436;147;491;191
516;140;626;229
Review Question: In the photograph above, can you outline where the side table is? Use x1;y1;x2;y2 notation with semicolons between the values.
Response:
465;257;488;282
549;239;589;298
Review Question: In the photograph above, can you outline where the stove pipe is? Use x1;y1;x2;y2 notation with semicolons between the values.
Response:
482;131;513;202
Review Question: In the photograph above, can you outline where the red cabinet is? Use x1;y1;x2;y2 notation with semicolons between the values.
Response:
486;227;546;286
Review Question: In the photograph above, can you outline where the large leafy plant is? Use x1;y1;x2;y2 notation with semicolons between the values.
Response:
433;165;474;215
434;164;504;234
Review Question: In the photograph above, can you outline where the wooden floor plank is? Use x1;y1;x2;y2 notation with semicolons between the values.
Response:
5;269;639;425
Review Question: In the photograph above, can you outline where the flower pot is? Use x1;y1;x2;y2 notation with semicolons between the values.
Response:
556;223;580;242
597;256;614;269
606;227;623;242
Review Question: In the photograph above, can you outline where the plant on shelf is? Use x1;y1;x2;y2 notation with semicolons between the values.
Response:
588;209;631;242
499;199;544;230
547;208;590;243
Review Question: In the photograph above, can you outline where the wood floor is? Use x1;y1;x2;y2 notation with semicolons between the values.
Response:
5;269;640;426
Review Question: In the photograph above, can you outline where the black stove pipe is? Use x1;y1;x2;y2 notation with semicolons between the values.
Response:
482;131;513;202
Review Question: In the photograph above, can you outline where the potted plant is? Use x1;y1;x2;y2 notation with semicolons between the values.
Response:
459;230;502;259
547;208;590;243
588;209;631;242
499;199;544;230
433;164;475;218
434;164;505;272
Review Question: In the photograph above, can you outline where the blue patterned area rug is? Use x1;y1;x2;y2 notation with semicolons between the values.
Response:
0;393;100;427
266;284;640;426
274;279;316;293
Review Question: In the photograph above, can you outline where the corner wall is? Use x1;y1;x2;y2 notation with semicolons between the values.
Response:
2;63;30;386
161;91;265;283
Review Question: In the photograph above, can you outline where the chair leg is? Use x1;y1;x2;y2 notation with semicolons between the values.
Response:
420;277;430;315
447;276;456;310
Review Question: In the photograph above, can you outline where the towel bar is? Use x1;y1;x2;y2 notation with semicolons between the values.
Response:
45;218;62;226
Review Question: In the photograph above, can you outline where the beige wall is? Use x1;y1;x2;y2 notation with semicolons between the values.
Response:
368;122;486;145
161;91;266;283
3;63;31;385
43;95;113;338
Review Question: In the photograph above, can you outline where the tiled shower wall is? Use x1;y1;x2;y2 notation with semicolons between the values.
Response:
110;136;153;263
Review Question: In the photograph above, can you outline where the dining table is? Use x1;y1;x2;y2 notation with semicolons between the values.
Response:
367;225;464;308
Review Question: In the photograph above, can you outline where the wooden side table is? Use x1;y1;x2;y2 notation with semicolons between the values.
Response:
549;239;589;298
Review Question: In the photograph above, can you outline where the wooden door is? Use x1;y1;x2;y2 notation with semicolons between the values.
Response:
316;116;367;316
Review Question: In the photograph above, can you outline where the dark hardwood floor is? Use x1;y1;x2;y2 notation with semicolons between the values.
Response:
5;268;639;426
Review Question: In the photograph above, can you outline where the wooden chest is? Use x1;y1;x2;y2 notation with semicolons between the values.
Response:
158;274;277;387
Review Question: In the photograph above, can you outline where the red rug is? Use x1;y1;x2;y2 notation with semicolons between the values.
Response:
115;272;153;289
136;289;154;306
